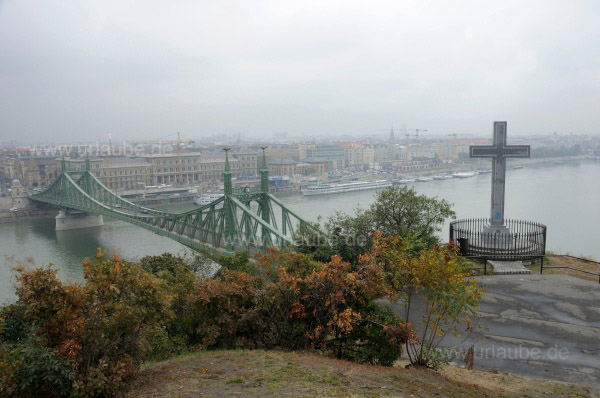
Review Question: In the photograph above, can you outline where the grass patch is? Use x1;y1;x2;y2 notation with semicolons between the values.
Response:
140;349;207;371
324;374;341;386
552;384;590;398
124;349;594;398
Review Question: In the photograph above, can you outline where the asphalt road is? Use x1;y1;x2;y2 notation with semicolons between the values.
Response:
391;274;600;390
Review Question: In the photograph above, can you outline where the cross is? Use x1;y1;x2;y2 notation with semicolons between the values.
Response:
470;122;530;227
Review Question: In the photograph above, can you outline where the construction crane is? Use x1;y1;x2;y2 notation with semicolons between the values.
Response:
400;129;427;160
131;132;194;185
447;133;472;157
414;129;428;159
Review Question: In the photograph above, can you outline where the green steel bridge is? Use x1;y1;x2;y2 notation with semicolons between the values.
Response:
31;150;323;254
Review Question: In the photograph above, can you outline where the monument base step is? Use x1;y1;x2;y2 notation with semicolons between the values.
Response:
487;260;532;275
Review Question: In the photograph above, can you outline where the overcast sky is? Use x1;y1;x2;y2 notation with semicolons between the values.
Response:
1;0;599;142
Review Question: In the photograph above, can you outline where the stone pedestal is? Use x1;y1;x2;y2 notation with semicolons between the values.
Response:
55;210;104;231
483;224;511;245
484;224;510;235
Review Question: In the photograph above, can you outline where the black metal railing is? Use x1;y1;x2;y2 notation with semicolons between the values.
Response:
450;218;547;261
541;255;600;284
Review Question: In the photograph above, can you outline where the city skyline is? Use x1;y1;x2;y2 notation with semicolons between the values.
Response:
0;128;600;149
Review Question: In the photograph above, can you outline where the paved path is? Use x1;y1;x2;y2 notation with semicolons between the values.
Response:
392;274;600;390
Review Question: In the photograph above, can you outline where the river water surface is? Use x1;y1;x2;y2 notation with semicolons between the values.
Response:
1;160;599;303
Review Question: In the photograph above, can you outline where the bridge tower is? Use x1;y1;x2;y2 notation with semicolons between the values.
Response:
55;155;105;231
259;146;270;248
223;148;236;251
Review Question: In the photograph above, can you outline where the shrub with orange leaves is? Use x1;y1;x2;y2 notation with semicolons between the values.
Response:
183;248;412;365
0;250;170;398
252;248;413;364
187;269;269;349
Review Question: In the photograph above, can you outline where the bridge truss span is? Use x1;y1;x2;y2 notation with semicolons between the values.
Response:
31;153;326;254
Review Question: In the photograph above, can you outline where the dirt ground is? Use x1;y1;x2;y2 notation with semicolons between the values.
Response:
122;350;594;398
535;255;600;283
470;255;600;283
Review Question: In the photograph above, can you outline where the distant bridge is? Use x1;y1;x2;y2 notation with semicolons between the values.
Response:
31;150;324;254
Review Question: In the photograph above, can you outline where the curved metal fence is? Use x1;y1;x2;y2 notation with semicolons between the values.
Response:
449;218;547;261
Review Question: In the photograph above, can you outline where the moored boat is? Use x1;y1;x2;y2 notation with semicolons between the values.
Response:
393;178;416;185
452;171;477;178
194;193;224;206
301;180;391;196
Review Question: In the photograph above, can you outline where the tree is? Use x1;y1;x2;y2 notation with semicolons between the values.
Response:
370;186;455;246
374;234;483;369
292;221;333;263
296;186;456;263
325;208;374;265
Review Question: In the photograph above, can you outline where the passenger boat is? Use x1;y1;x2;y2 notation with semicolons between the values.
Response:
452;171;477;178
393;178;416;185
194;193;224;206
301;180;391;196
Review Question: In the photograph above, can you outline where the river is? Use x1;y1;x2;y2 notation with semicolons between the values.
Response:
1;160;599;303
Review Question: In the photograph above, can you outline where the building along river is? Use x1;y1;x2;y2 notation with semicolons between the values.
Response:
1;160;599;303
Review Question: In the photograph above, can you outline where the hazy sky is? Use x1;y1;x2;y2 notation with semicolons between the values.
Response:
1;0;599;142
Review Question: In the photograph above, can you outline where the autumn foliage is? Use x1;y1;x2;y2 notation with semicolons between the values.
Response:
186;248;411;365
372;234;483;368
0;231;483;397
0;251;170;398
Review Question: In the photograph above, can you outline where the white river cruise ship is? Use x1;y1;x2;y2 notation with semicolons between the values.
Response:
301;180;391;196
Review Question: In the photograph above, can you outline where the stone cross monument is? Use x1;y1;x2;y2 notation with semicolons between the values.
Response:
470;121;530;234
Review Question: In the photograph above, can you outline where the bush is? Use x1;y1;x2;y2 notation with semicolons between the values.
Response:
2;231;478;397
0;336;75;398
139;252;188;276
0;251;171;398
139;324;183;361
253;249;411;363
0;304;27;344
345;302;410;366
140;253;197;347
293;221;334;263
214;250;257;275
188;269;267;349
182;247;412;366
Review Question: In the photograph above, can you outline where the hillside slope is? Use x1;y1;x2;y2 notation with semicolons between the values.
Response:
122;350;593;398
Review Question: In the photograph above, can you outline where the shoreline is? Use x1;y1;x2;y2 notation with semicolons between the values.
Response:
0;155;594;222
0;208;57;223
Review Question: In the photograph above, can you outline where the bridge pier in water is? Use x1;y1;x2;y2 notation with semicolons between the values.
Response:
55;210;104;231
